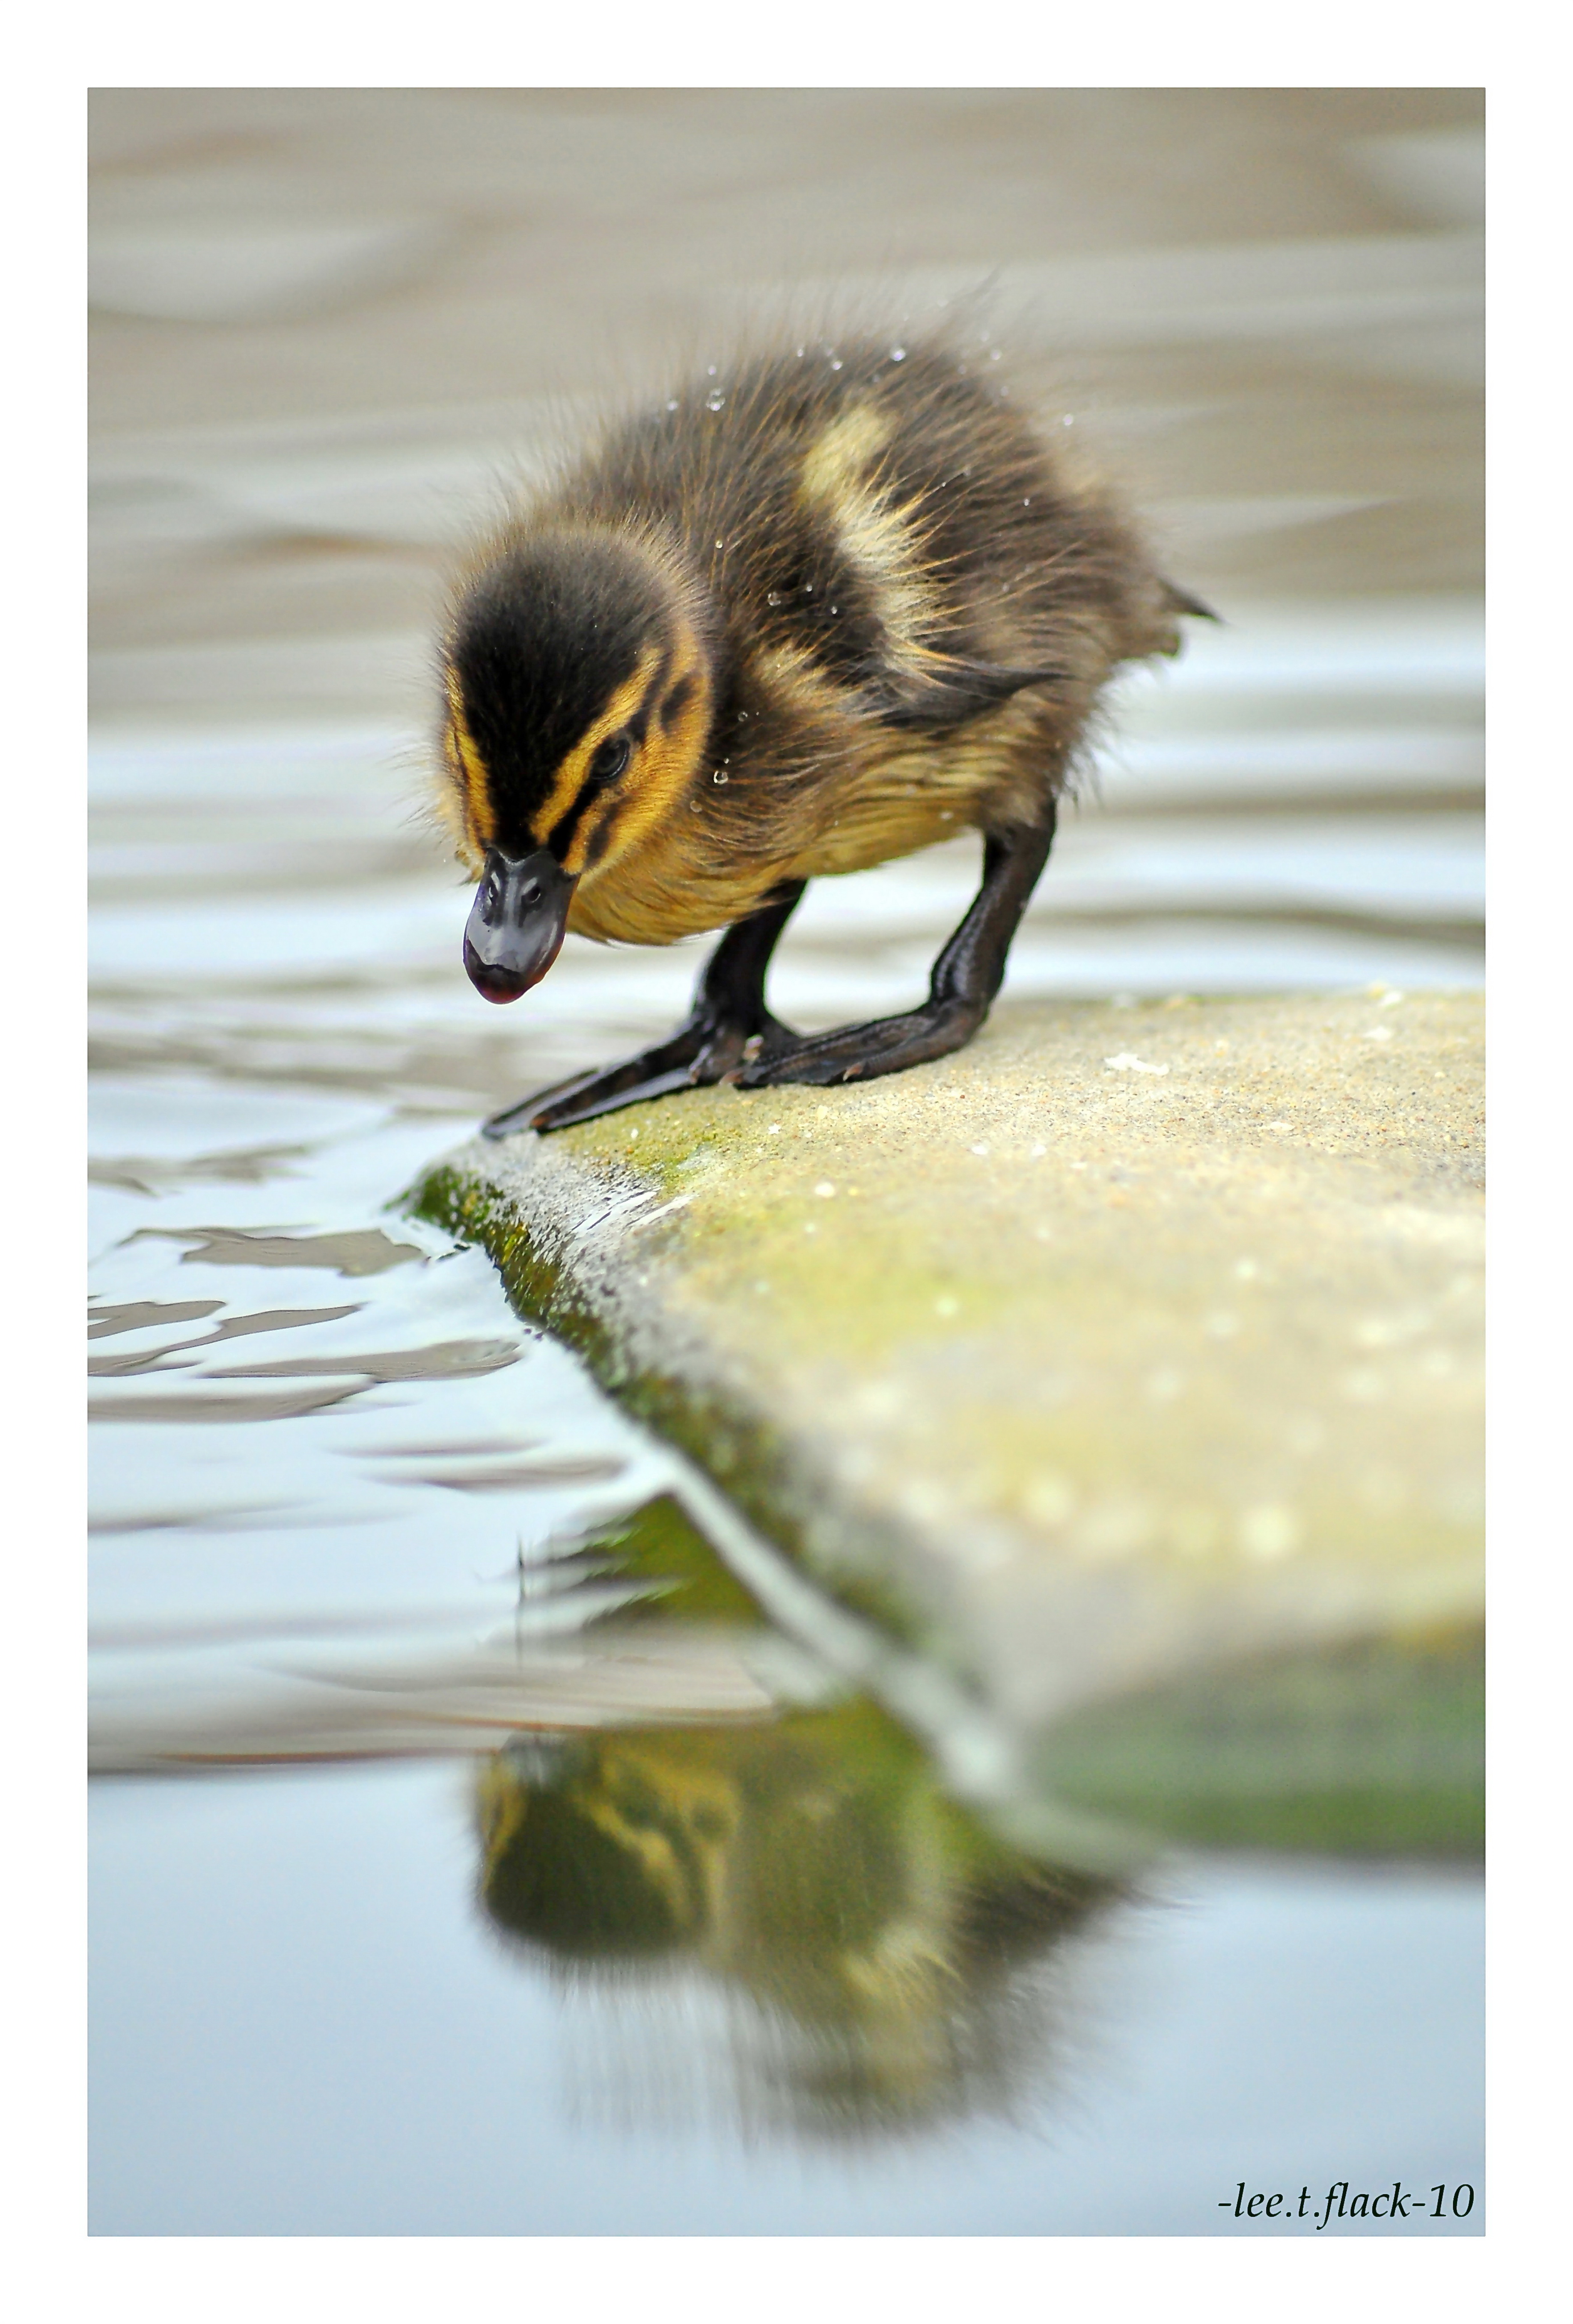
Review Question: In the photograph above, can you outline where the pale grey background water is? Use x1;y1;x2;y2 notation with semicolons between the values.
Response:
92;1766;1481;2236
88;89;1483;2235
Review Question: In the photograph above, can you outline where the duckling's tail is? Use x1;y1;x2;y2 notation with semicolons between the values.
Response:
1162;580;1222;624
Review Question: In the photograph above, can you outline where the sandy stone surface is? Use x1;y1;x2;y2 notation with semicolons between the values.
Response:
420;990;1482;1735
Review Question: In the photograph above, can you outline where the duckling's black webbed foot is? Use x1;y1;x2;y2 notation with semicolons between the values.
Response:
734;809;1057;1092
483;883;805;1137
731;999;987;1087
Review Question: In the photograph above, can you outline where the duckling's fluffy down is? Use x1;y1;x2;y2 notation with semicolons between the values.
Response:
442;330;1191;948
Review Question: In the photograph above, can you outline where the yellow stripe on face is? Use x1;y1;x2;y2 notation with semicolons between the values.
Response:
569;620;713;888
444;667;497;858
530;645;664;869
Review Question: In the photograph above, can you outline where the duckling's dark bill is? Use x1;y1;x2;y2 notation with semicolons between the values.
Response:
463;849;577;1004
436;328;1216;1133
483;886;807;1138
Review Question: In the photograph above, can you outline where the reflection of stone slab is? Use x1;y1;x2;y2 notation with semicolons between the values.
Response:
419;991;1482;1746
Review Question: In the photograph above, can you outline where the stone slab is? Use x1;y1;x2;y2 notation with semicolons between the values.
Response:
416;990;1483;1744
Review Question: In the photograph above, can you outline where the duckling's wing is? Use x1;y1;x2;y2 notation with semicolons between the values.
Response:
874;657;1067;732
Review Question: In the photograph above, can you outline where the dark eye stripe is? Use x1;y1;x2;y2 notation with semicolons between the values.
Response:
546;731;633;856
658;672;695;729
580;814;618;871
543;651;670;856
546;793;590;857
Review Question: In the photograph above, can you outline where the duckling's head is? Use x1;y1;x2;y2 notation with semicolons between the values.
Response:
441;526;715;1001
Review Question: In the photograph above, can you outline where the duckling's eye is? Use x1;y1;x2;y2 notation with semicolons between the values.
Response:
587;732;632;786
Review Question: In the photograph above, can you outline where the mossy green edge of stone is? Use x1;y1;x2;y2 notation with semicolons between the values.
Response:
413;1159;923;1651
571;1490;1483;1860
588;1493;769;1628
1030;1624;1484;1859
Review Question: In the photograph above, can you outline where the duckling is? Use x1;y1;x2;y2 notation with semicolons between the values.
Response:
436;327;1213;1135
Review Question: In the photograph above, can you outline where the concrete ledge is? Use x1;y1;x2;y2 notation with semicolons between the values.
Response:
415;990;1482;1750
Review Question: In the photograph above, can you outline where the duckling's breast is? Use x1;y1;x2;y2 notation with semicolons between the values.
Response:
566;818;794;946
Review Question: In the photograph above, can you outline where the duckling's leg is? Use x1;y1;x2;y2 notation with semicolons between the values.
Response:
484;883;806;1137
734;807;1057;1091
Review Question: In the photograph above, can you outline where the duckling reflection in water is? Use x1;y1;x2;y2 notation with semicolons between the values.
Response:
474;1706;1118;2134
437;327;1213;1134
